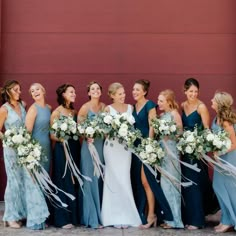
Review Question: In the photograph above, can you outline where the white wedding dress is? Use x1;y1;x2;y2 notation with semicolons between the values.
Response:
101;105;142;227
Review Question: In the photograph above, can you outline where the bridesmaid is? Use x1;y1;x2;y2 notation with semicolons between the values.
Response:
211;91;236;233
131;79;173;228
78;81;105;228
181;78;217;229
25;83;52;173
101;82;142;228
0;80;49;229
157;89;184;229
50;84;80;229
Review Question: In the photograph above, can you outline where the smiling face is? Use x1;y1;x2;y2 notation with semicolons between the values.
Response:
132;83;146;101
63;86;76;103
88;83;102;99
157;94;169;112
30;83;45;101
185;85;199;102
8;84;21;102
112;87;126;104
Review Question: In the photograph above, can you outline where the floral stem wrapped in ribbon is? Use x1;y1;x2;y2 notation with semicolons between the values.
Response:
2;126;75;208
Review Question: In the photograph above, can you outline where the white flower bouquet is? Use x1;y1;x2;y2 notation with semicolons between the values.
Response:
151;116;178;139
176;127;204;159
2;126;31;148
134;138;165;166
202;129;231;154
107;113;141;148
51;115;78;141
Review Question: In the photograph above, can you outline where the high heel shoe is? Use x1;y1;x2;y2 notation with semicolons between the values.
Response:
140;215;157;229
4;221;21;229
215;224;234;233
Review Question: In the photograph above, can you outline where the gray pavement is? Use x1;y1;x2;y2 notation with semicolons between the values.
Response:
0;202;235;236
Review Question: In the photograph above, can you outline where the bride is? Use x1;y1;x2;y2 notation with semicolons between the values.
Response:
101;82;141;228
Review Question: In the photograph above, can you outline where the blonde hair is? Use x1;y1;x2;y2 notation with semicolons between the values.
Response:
107;82;124;99
29;83;46;95
214;91;236;125
159;89;179;110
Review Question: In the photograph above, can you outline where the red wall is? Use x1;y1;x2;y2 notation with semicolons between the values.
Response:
0;0;236;200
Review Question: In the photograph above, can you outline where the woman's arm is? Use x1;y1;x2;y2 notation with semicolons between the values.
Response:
25;104;37;133
198;103;210;129
148;107;157;138
223;121;236;153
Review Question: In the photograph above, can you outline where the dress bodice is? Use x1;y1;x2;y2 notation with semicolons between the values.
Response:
32;104;51;139
3;103;26;129
160;112;173;122
108;104;132;116
132;100;157;137
182;110;203;131
211;117;236;133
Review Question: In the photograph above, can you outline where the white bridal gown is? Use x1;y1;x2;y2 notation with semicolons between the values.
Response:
101;105;142;227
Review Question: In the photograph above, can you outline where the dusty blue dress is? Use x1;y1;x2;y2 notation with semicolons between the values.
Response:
52;114;80;227
80;110;104;228
181;109;217;227
2;103;49;229
31;103;51;173
212;118;236;228
131;100;173;224
160;112;183;228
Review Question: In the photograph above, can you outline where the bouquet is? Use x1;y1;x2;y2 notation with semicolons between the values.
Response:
151;116;178;139
202;129;231;154
176;127;204;159
106;112;141;148
134;138;165;166
2;126;31;148
51;115;78;141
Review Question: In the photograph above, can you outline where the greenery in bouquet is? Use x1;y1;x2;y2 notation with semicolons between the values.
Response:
51;115;78;141
151;116;179;140
77;112;111;139
106;112;142;148
176;126;204;159
2;126;31;149
134;138;165;166
202;129;231;155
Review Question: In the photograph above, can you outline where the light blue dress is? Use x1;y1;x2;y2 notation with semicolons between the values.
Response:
80;110;104;228
160;112;184;228
31;103;51;173
212;118;236;229
2;103;49;229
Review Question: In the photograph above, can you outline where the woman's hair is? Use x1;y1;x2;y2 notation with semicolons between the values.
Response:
29;83;46;96
0;80;22;105
135;79;150;97
159;89;179;110
213;91;236;126
107;82;124;99
87;81;102;99
184;78;199;91
56;84;75;109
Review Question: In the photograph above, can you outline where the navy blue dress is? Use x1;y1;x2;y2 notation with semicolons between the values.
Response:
131;100;173;224
181;110;218;227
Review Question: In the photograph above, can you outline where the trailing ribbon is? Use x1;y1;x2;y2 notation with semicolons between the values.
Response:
62;140;92;193
87;142;105;179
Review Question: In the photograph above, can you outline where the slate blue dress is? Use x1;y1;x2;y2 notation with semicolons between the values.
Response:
181;109;217;227
80;110;104;228
131;100;173;224
31;103;51;173
212;118;236;229
52;114;80;227
2;103;49;229
160;112;184;228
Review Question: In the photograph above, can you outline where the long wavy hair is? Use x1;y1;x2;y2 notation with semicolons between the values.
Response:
56;84;75;109
159;89;179;110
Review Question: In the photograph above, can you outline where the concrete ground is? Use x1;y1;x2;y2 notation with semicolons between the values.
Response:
0;202;235;236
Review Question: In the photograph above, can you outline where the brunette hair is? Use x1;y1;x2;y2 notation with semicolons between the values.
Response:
87;81;102;99
135;79;150;97
184;78;199;91
56;84;75;109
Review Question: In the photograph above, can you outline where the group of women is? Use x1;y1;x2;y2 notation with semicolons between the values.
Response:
0;78;235;233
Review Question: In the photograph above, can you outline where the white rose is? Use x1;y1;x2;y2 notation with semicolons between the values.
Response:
85;127;95;136
197;145;203;152
103;115;113;124
206;133;214;141
185;146;193;154
118;127;128;137
139;151;147;160
52;122;58;130
4;129;11;136
77;126;85;134
33;148;41;158
170;125;176;132
145;144;153;153
60;123;68;131
120;123;128;130
26;155;35;163
186;135;194;142
12;134;23;144
149;153;157;163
